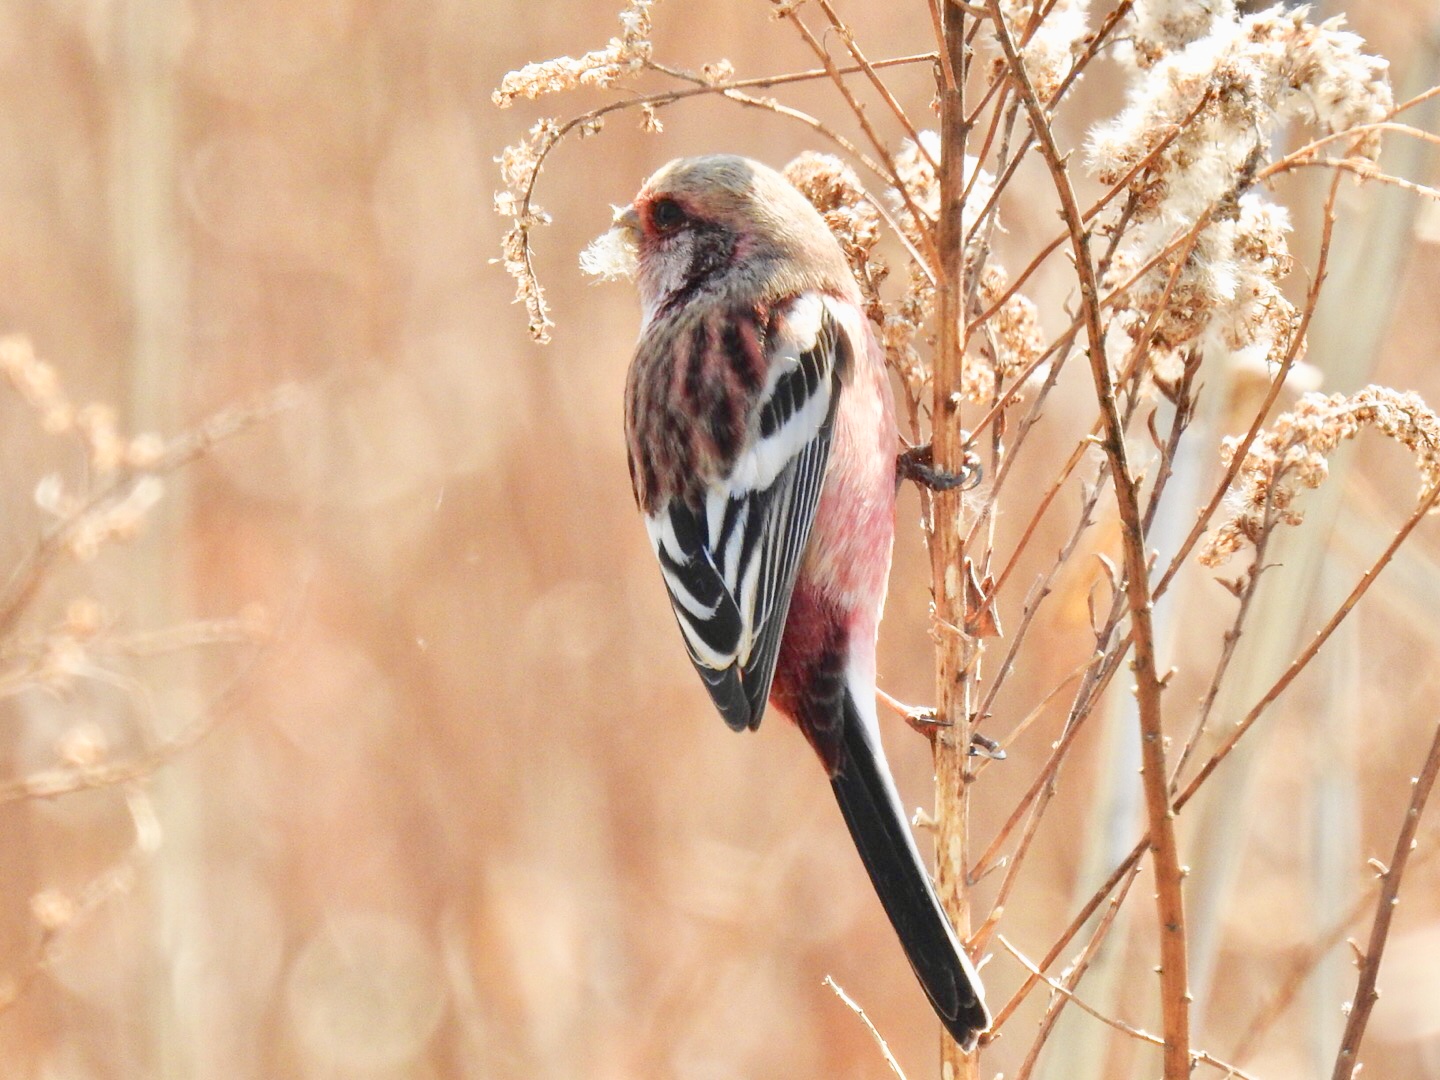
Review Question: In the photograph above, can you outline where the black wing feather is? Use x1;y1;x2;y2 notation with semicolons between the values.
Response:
649;300;846;731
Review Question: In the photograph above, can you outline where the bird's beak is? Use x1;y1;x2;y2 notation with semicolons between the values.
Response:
613;203;642;239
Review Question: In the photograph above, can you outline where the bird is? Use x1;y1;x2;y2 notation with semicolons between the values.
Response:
613;153;990;1049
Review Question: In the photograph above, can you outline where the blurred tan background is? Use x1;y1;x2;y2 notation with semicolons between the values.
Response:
1;2;1439;1078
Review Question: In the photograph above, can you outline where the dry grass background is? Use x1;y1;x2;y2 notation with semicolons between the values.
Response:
0;1;1439;1078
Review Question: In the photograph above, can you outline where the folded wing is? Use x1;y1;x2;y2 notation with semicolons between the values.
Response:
644;293;851;731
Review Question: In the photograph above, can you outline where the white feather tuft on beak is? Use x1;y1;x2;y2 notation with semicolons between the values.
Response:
579;206;640;280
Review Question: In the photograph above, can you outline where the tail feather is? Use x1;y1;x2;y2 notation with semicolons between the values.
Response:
830;690;990;1050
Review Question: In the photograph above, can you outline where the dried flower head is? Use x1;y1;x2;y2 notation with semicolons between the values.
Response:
65;476;167;561
75;403;124;473
1091;8;1389;383
978;266;1045;381
30;889;76;932
1092;9;1392;222
56;722;108;769
891;132;995;249
64;597;106;638
126;432;166;469
881;261;936;394
492;0;655;107
700;59;735;86
495;116;563;341
1201;386;1440;565
982;0;1091;100
1128;0;1236;66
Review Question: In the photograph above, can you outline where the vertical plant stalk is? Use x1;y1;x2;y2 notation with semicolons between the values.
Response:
983;1;1190;1074
931;4;979;1075
1329;714;1440;1079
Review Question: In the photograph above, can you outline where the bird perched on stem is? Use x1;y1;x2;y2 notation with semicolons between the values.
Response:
609;154;990;1049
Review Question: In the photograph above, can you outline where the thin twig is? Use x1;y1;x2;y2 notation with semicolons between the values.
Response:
1009;862;1139;1077
998;935;1261;1080
987;6;1190;1072
1230;869;1387;1064
777;6;944;273
0;383;300;640
1003;486;1440;1029
815;1;930;161
1330;714;1440;1079
823;976;910;1080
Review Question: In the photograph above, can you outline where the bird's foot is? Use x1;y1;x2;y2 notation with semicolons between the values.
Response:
968;732;1006;761
896;443;981;492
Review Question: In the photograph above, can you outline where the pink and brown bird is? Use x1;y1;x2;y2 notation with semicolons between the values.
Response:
612;154;989;1048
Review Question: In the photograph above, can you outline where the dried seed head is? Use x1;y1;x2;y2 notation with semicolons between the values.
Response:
492;0;655;107
1201;387;1440;566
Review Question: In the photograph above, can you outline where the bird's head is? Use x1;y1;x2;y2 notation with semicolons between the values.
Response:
601;155;855;326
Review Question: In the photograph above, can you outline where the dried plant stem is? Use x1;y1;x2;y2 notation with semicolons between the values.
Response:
1010;861;1139;1078
964;87;1213;337
1001;486;1440;1028
1330;715;1440;1079
931;3;979;1074
508;50;939;222
813;0;930;161
0;384;298;641
986;5;1190;1074
1183;482;1440;809
1230;865;1393;1063
1169;501;1271;786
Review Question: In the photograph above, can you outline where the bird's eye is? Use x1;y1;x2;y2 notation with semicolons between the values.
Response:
651;197;687;232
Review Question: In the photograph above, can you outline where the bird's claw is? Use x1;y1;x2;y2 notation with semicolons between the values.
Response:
968;732;1006;760
897;444;982;492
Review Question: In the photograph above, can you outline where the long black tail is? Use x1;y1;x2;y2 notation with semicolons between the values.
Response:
829;691;990;1050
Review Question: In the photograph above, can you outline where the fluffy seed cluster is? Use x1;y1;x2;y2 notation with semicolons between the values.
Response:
977;266;1046;384
1201;386;1440;566
1128;0;1230;65
982;0;1091;101
578;215;639;282
886;133;1041;405
492;0;655;107
1092;4;1392;383
890;132;995;251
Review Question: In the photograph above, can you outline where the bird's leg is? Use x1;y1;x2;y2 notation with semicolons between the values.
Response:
900;704;950;739
877;688;949;739
896;443;981;492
